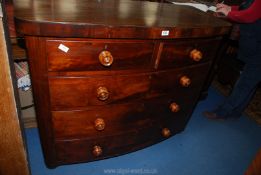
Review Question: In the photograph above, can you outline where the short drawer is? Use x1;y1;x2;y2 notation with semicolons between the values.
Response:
158;38;221;69
46;39;155;71
52;95;196;139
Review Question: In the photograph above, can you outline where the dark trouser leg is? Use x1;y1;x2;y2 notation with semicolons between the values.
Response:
214;63;261;118
208;20;261;119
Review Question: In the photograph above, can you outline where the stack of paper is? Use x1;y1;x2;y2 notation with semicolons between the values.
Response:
171;1;217;12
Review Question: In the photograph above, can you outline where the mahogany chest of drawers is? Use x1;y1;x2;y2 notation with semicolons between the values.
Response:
14;0;231;168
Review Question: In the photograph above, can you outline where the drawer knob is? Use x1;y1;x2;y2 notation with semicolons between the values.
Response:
99;51;113;67
93;145;103;157
94;118;105;131
97;86;109;101
169;102;180;113
162;128;171;138
190;49;203;62
180;76;191;87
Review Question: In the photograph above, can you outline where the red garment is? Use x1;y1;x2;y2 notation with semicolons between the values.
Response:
228;0;261;23
231;5;239;11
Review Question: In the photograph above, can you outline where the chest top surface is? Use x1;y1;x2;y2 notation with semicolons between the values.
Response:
14;0;231;38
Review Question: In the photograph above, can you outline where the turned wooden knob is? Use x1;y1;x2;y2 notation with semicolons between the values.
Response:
92;145;103;157
99;51;113;67
180;76;191;87
162;128;171;138
94;118;105;131
169;102;180;113
97;86;109;101
190;49;203;62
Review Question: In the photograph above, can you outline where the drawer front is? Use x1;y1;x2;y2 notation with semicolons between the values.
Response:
149;62;211;97
52;94;198;139
55;120;181;164
49;73;151;110
46;39;155;71
158;38;221;69
49;63;210;110
52;102;149;139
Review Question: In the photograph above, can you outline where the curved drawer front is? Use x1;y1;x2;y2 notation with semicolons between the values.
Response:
158;38;221;69
149;62;211;97
52;94;198;139
55;120;181;164
55;128;161;164
46;39;155;71
49;63;210;110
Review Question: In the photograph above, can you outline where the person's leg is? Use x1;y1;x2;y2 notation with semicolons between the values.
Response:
213;63;260;118
204;21;261;119
204;48;261;119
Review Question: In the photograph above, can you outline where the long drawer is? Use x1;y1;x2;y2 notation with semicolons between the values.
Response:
54;119;180;164
52;93;198;139
49;63;211;110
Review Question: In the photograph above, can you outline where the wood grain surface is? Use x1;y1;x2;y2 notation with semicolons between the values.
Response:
14;0;231;38
0;18;30;175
